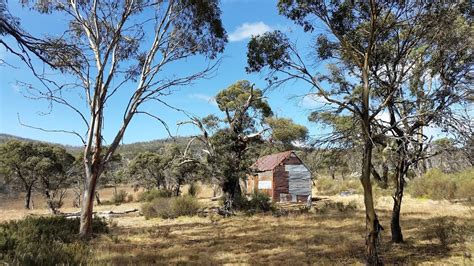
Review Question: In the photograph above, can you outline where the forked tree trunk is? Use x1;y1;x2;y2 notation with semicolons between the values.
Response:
24;184;33;209
360;140;382;265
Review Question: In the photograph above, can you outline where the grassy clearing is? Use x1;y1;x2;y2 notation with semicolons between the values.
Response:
1;184;473;264
90;196;473;265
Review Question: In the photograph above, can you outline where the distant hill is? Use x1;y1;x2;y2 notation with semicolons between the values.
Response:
0;133;83;155
0;133;38;143
0;133;195;159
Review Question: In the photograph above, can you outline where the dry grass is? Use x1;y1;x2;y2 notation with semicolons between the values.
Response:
1;185;473;265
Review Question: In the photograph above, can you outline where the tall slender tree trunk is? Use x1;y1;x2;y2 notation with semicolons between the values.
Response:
79;102;104;238
360;140;382;265
391;143;407;243
79;166;100;238
80;136;103;238
24;184;33;209
391;176;404;243
95;191;102;205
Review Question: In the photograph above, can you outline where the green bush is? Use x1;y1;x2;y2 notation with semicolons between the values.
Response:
454;169;474;200
229;194;251;210
171;196;201;217
0;216;108;264
224;192;274;214
138;189;173;202
248;192;274;213
315;178;362;195
408;168;474;200
112;190;128;204
141;196;201;219
422;216;467;248
141;197;173;219
315;201;358;214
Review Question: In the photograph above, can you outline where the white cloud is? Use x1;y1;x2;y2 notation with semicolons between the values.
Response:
299;94;330;109
188;93;217;106
228;22;272;42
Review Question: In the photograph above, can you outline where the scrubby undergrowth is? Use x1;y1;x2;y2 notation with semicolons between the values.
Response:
0;216;108;264
141;195;201;219
407;168;474;200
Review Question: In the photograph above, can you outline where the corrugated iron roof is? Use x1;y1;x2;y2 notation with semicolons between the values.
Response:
251;150;294;172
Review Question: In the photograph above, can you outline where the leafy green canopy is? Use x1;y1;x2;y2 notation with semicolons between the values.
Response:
266;117;308;146
216;80;272;118
0;140;74;188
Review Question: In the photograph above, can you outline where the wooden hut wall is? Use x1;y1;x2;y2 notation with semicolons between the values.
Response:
257;170;273;197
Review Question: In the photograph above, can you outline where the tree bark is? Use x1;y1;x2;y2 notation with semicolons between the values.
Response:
391;184;404;243
79;161;101;238
223;177;241;200
24;184;33;209
44;189;59;215
360;140;382;265
391;145;407;243
95;191;101;205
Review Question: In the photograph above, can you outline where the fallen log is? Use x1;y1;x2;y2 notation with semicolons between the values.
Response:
60;209;139;219
99;209;139;215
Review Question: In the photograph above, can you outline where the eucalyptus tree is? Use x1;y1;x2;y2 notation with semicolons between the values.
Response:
0;140;75;213
33;143;76;214
180;80;309;202
265;117;308;148
367;3;473;243
127;151;172;191
245;1;468;263
0;140;39;209
212;80;272;200
14;0;226;237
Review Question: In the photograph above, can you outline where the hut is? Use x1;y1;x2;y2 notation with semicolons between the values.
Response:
247;151;312;202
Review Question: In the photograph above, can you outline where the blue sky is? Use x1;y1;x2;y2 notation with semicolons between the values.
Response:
0;0;446;145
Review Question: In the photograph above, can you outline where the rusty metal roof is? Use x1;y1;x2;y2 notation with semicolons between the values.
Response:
251;150;294;172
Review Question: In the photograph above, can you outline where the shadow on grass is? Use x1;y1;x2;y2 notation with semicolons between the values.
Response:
90;210;473;265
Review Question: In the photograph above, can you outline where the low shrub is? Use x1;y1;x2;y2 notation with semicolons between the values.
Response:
224;192;274;214
171;196;201;217
248;192;274;213
315;178;362;196
0;216;108;264
46;199;64;210
141;196;201;219
138;189;173;202
112;190;128;204
315;201;358;214
141;197;173;219
421;216;467;248
127;194;134;202
230;194;251;210
407;168;474;200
